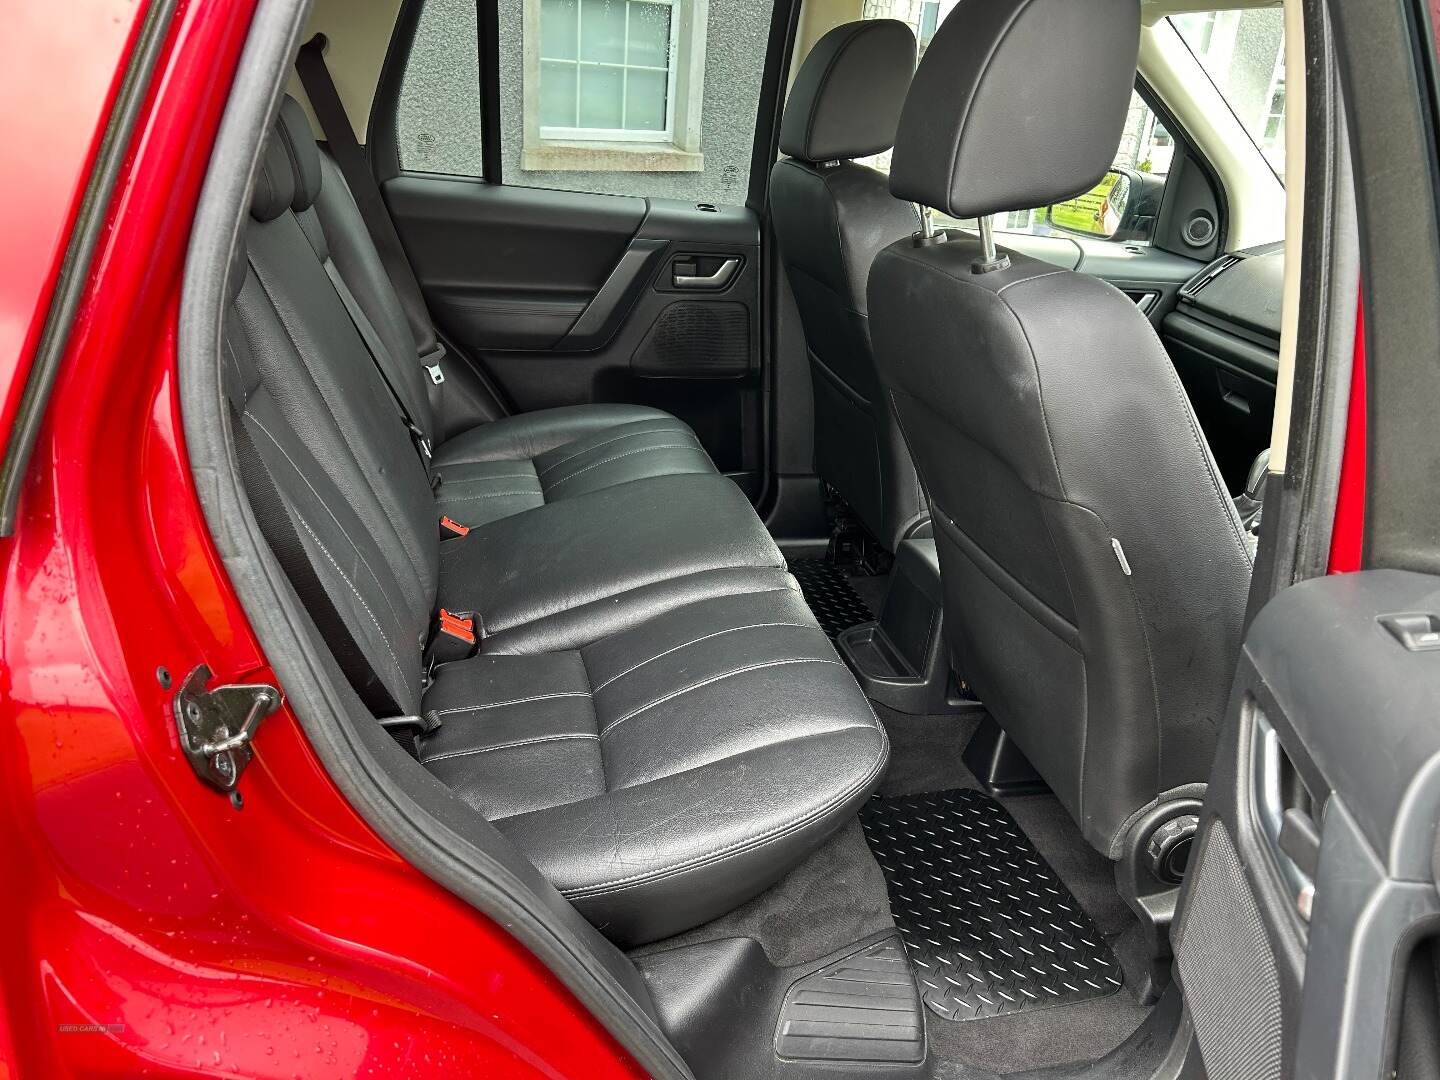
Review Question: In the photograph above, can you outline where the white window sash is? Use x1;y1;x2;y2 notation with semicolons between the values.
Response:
538;0;680;143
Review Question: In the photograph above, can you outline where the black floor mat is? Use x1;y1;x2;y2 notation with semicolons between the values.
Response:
789;558;874;639
860;788;1123;1022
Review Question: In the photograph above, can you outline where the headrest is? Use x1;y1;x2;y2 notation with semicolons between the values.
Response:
276;95;323;212
249;128;296;222
888;0;1140;219
779;20;915;162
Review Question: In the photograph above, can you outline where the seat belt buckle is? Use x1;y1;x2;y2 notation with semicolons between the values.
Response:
421;342;447;385
439;515;470;538
438;608;475;643
427;608;478;667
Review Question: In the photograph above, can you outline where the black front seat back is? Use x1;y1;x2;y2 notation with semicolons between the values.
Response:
771;20;927;550
868;0;1253;857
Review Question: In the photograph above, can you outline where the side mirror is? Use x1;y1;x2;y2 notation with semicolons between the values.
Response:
1046;168;1165;242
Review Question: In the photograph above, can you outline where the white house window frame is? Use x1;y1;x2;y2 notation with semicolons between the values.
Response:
539;0;681;144
522;0;706;172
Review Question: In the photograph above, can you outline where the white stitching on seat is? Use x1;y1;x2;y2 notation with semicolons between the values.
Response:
439;490;545;503
246;415;415;673
421;732;598;765
279;501;406;687
599;657;841;737
544;445;703;490
427;690;591;722
246;413;409;633
592;622;821;691
562;725;890;897
537;427;697;475
438;473;539;485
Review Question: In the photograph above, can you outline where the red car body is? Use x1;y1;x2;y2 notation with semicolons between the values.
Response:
0;1;1364;1077
0;2;644;1075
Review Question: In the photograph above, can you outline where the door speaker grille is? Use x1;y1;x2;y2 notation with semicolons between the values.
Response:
1173;819;1284;1080
632;301;750;376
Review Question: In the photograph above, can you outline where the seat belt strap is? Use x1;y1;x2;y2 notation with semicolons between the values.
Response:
320;255;435;475
295;35;444;378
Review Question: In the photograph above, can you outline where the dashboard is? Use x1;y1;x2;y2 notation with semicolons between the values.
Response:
1160;243;1284;492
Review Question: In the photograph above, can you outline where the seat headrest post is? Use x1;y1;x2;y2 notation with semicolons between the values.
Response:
911;205;947;249
972;216;1011;274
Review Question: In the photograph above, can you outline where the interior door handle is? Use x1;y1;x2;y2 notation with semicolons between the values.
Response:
1252;709;1317;921
673;257;739;289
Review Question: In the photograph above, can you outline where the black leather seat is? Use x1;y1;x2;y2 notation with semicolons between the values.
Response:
867;0;1252;858
770;21;928;550
221;110;887;945
275;96;719;530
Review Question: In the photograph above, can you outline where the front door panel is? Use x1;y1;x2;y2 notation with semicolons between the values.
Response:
1174;571;1440;1079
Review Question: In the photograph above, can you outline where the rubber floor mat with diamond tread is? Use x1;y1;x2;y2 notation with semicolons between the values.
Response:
789;558;874;639
859;788;1123;1021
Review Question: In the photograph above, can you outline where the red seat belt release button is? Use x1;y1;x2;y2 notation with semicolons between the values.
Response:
439;515;470;538
437;608;476;645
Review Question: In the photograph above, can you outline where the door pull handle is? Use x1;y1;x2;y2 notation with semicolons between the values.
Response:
673;257;739;289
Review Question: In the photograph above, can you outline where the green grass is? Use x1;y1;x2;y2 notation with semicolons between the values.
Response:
1048;172;1119;237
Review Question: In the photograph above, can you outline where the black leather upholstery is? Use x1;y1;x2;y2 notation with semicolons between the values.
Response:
223;113;887;943
888;0;1140;220
778;19;916;163
432;404;717;526
868;0;1249;856
771;22;926;549
420;585;886;943
271;96;717;526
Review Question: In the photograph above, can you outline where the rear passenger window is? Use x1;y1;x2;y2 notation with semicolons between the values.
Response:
396;0;766;205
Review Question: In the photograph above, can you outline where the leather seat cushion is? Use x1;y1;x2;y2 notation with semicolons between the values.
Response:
437;473;787;653
419;584;889;945
434;405;715;526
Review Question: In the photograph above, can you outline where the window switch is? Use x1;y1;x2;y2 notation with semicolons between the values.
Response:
1379;613;1440;652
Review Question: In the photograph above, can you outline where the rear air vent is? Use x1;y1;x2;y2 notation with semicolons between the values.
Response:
1180;254;1242;300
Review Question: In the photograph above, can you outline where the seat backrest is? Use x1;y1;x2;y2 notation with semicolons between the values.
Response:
770;20;926;549
226;119;440;716
868;0;1253;857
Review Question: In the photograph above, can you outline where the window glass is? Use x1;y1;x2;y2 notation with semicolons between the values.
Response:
396;0;485;176
539;0;677;139
1170;9;1287;179
394;0;765;203
508;0;765;202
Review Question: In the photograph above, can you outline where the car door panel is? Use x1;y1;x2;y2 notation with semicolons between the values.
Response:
385;178;763;483
1175;570;1440;1080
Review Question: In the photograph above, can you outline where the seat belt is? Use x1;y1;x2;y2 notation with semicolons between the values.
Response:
295;35;447;386
231;407;440;757
246;238;436;483
318;247;437;481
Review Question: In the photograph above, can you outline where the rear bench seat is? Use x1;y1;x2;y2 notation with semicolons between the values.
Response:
220;104;888;944
273;97;718;528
